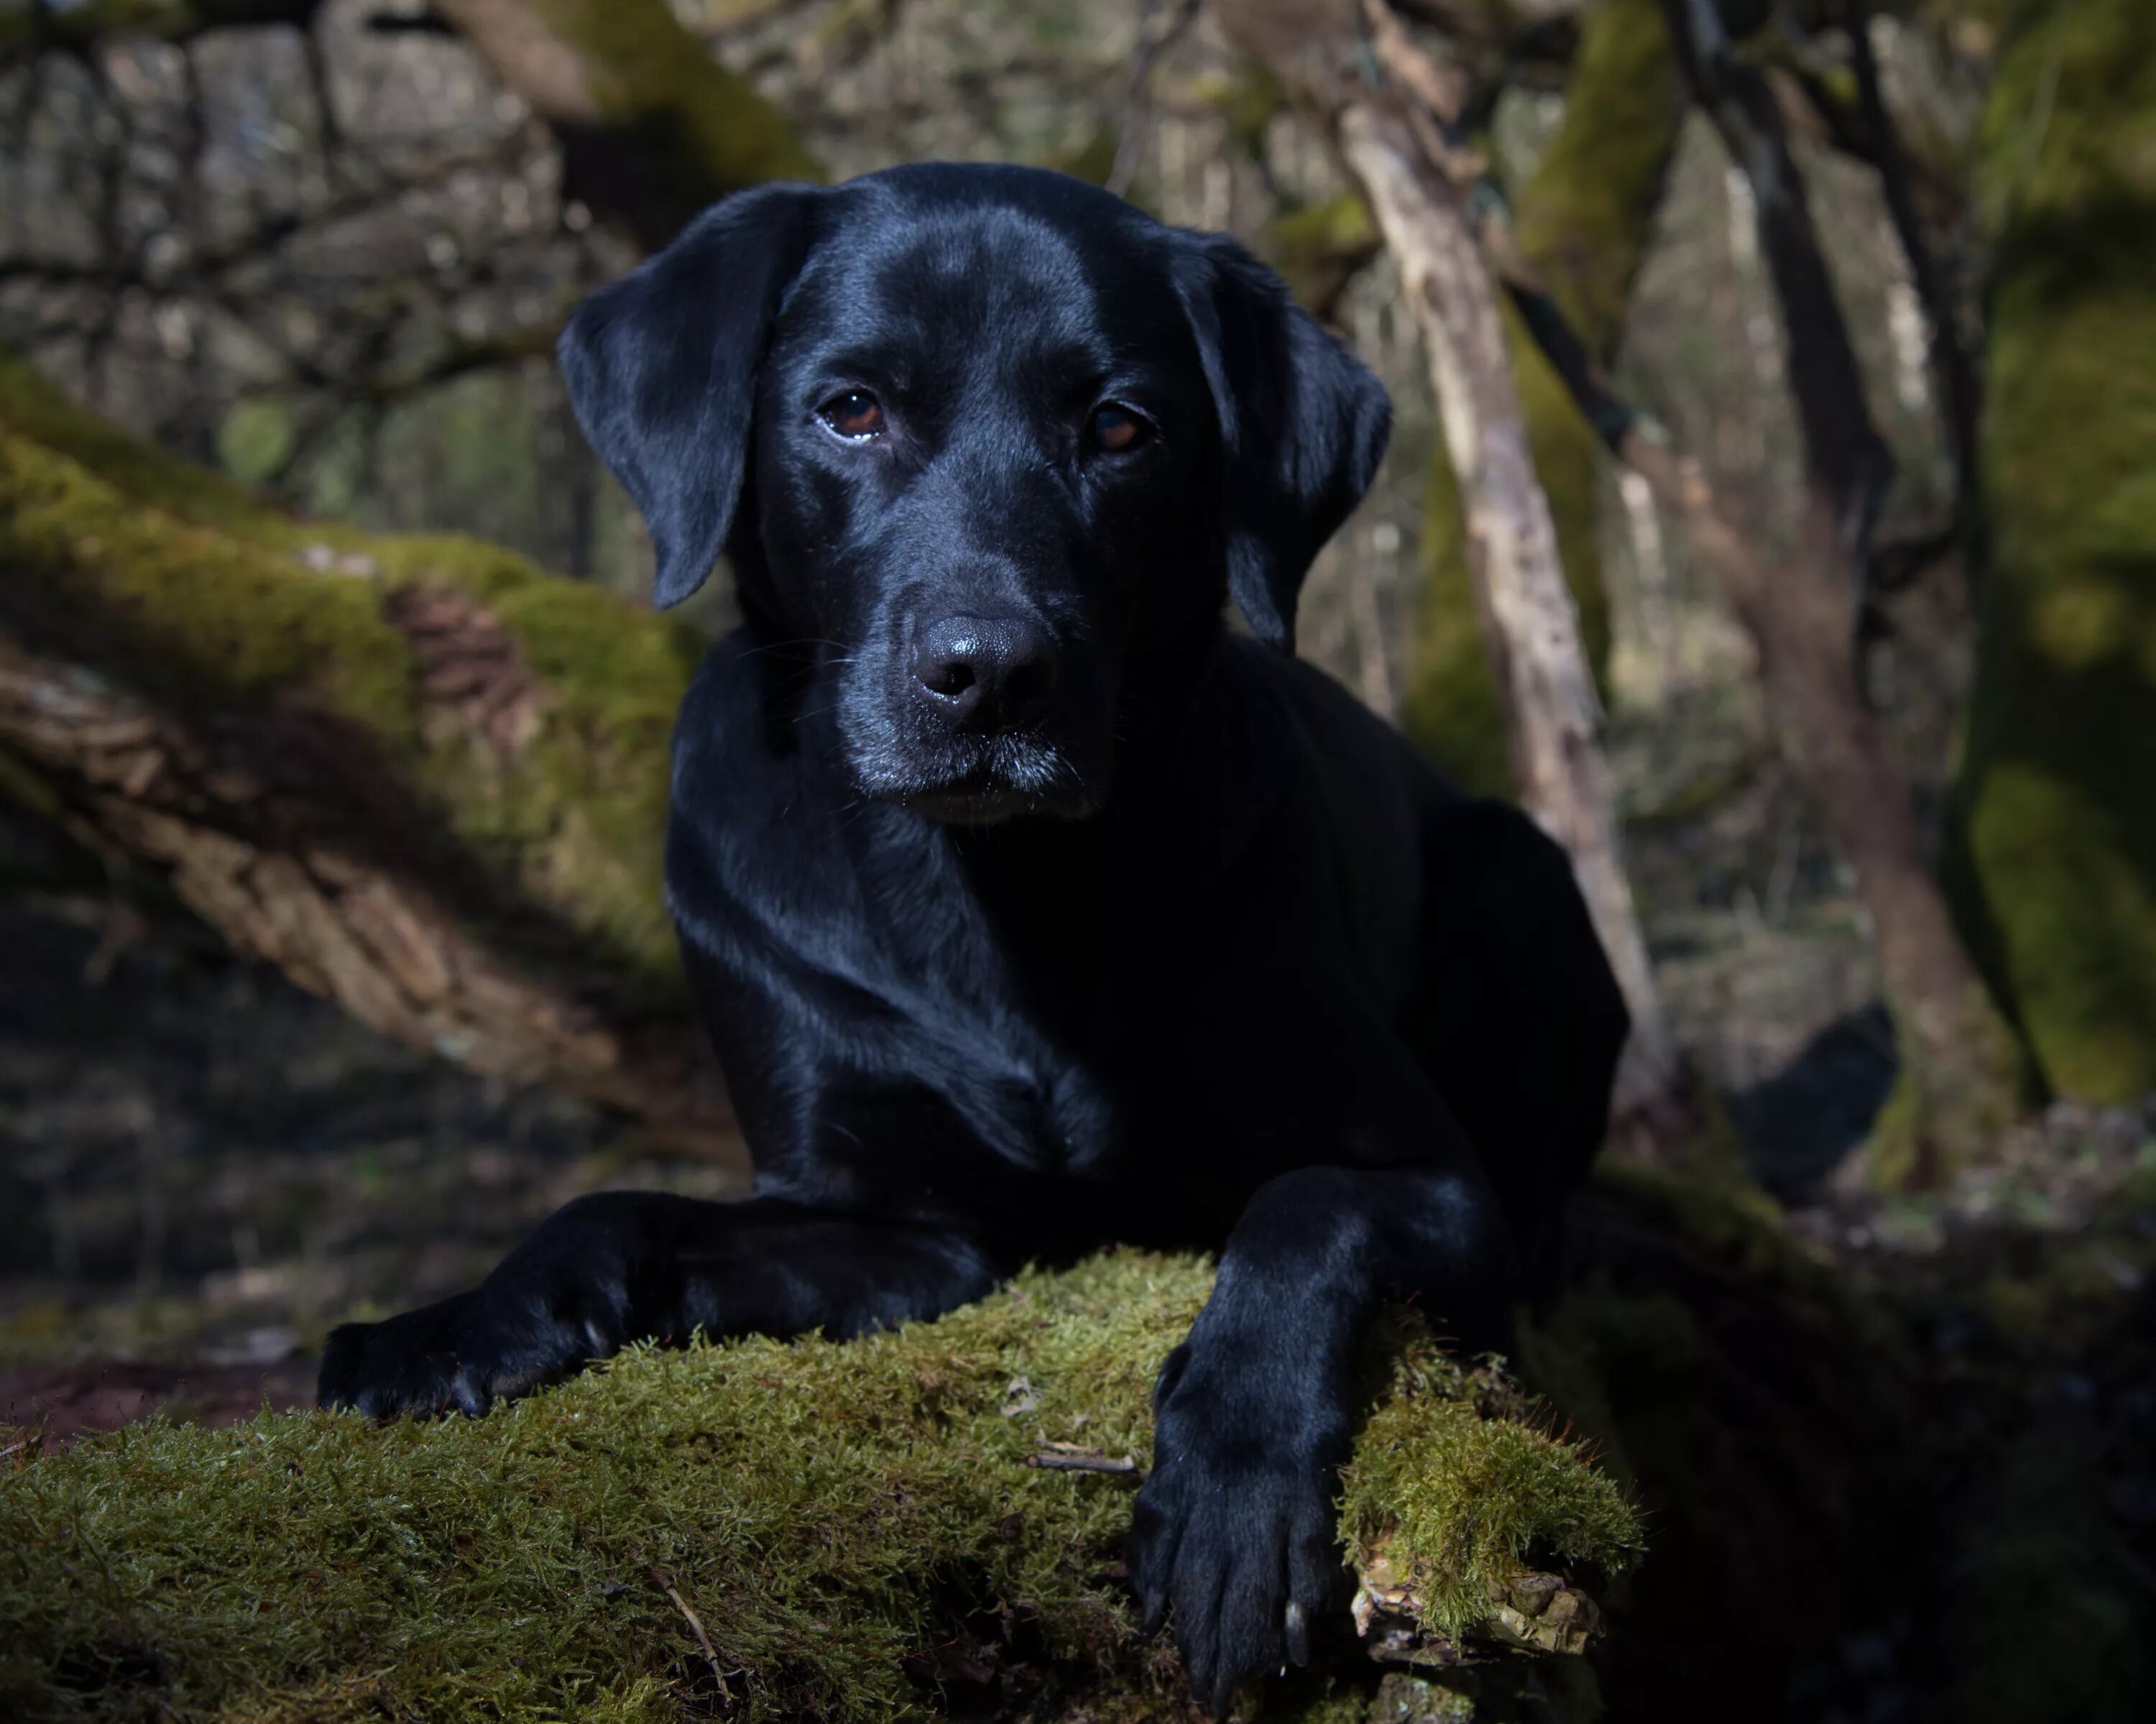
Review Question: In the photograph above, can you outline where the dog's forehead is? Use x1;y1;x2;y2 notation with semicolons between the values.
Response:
783;181;1181;371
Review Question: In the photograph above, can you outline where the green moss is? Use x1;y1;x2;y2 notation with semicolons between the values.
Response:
1340;1340;1641;1639
216;398;299;487
0;1253;1635;1723
1946;0;2156;1102
0;353;279;537
528;0;824;213
0;354;702;997
1511;297;1611;682
1401;452;1514;798
1510;0;1685;360
1262;193;1383;315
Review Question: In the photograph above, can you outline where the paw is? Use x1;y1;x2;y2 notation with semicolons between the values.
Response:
1125;1342;1346;1718
318;1294;471;1418
318;1198;638;1418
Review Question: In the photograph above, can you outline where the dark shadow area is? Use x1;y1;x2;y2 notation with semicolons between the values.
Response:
1729;1000;1899;1199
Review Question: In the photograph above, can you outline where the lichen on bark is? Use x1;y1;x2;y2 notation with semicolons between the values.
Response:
1945;0;2156;1103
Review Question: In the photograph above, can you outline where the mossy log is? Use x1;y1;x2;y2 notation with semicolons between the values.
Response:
1945;0;2156;1105
0;354;743;1170
1400;0;1685;790
0;1253;1641;1723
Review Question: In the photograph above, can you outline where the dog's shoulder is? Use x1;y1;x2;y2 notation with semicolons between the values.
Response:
665;629;866;950
1214;635;1459;857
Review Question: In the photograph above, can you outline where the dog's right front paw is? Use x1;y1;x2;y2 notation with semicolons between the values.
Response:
318;1293;472;1418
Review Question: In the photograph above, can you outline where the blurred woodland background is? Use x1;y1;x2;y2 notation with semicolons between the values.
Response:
0;0;2152;1719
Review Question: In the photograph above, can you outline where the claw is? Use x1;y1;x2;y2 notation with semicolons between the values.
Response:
1284;1598;1309;1667
451;1365;492;1419
1139;1588;1168;1639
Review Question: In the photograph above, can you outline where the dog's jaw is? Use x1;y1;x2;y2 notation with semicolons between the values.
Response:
849;742;1105;826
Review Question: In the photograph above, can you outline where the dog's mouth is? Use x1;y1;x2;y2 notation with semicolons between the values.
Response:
852;729;1102;826
887;757;1100;825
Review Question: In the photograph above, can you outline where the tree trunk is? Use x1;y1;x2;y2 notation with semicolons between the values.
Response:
1336;103;1681;1130
432;0;824;250
1403;0;1685;785
1657;0;2024;1184
1219;0;1686;1133
0;354;745;1174
1943;0;2156;1106
1616;440;2022;1184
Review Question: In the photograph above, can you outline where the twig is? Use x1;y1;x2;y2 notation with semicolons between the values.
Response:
1359;0;1469;125
1027;1443;1142;1475
1105;0;1203;198
1846;0;1981;571
647;1565;729;1694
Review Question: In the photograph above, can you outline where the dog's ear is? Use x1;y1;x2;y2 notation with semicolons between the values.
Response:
558;183;818;609
1172;234;1391;652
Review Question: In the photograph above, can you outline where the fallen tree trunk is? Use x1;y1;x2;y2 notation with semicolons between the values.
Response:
0;1251;1641;1722
0;354;745;1173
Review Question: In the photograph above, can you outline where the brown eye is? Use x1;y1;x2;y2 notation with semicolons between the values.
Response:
819;389;885;440
1090;403;1147;453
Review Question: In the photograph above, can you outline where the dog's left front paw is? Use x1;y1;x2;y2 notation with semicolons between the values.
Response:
318;1294;474;1418
1125;1341;1347;1718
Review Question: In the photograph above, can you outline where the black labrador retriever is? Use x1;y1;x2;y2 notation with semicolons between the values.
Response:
320;162;1628;1712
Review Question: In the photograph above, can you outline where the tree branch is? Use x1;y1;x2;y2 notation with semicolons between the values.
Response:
0;354;745;1170
1657;0;1892;571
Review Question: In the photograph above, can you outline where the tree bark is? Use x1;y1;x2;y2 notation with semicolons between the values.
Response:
1335;102;1681;1132
1222;0;1687;1135
1943;0;2156;1107
1656;0;2024;1184
1403;0;1685;783
0;354;745;1174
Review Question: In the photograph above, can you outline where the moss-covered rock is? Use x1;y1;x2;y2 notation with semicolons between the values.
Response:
1945;0;2156;1103
1401;0;1684;787
0;1253;1639;1723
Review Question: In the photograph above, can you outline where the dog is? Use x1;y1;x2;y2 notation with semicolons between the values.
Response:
319;162;1628;1714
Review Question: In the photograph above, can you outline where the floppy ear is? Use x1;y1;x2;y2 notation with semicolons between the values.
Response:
1172;234;1391;652
558;183;818;608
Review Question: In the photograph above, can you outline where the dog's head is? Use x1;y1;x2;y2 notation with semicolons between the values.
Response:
561;164;1388;824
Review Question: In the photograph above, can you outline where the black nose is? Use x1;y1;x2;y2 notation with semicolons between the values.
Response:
911;614;1059;729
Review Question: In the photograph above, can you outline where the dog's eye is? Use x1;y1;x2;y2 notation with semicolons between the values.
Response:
818;389;886;441
1089;404;1148;454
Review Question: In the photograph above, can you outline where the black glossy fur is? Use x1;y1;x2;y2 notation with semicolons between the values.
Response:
318;163;1628;1713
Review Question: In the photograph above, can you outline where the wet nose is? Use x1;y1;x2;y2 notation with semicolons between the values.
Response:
911;615;1059;731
